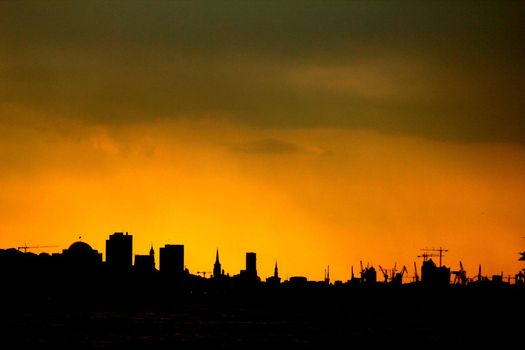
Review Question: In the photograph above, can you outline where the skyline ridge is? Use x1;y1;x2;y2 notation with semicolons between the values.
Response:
2;231;524;286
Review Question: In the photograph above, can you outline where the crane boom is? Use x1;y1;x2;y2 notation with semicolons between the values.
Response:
17;245;57;253
419;247;448;266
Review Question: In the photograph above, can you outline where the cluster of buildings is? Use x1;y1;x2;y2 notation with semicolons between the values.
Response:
103;232;265;282
1;232;524;288
0;232;273;285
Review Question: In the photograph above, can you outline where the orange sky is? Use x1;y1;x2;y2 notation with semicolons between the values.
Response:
1;108;524;281
1;2;525;282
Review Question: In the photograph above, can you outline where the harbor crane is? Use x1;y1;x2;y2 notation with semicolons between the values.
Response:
452;261;467;286
392;265;407;285
391;262;397;279
378;265;389;283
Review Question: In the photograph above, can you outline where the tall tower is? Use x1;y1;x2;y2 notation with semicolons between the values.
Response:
149;243;155;270
106;232;133;274
213;249;221;279
159;244;184;278
246;252;257;280
266;260;281;284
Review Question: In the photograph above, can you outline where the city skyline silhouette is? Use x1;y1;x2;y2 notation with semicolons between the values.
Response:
2;2;525;283
2;231;524;286
1;1;525;348
1;230;524;349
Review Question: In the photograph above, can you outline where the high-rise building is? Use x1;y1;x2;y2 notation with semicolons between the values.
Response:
159;244;184;277
246;252;257;279
106;232;132;273
421;258;450;287
134;244;155;273
213;249;222;279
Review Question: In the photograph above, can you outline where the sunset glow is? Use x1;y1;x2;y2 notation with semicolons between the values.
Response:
1;1;525;282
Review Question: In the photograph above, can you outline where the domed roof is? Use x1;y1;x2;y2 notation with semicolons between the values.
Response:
67;241;94;254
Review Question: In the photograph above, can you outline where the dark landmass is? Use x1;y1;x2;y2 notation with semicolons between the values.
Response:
1;236;523;349
0;282;522;349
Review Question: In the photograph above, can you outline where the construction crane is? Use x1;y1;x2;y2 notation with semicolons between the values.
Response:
378;265;389;283
17;244;57;253
452;261;467;286
392;265;407;285
391;262;397;281
359;260;376;284
418;247;448;267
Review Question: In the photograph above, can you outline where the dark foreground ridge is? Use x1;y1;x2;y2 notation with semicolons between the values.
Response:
1;232;524;349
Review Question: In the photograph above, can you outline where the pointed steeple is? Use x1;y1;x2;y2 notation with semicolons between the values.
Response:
266;260;281;284
149;244;154;257
213;248;222;279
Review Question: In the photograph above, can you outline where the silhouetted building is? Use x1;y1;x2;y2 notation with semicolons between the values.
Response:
135;245;155;273
0;248;40;280
266;261;281;285
106;232;132;274
421;258;450;287
492;274;504;284
160;244;184;277
213;249;222;279
59;241;103;276
237;252;258;283
361;266;377;285
246;252;257;279
288;276;308;286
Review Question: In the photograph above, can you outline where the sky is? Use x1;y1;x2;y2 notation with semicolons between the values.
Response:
1;1;525;282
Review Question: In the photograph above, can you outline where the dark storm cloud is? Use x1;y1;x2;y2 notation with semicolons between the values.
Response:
1;1;524;143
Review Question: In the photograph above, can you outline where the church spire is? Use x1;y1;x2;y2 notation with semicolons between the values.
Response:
213;248;222;279
274;261;279;278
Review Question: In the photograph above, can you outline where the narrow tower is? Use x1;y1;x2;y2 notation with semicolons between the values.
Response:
150;244;155;269
266;261;281;284
324;265;330;284
213;249;222;279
